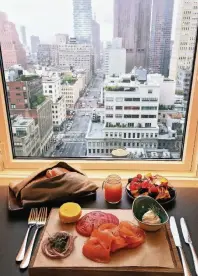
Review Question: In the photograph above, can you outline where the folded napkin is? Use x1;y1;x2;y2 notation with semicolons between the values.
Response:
9;162;98;210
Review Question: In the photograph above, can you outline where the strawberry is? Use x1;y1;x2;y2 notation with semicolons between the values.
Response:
130;182;139;191
137;174;142;179
132;177;139;183
141;180;150;189
150;185;159;194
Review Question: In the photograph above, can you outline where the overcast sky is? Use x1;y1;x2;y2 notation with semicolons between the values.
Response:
1;0;113;45
1;0;178;46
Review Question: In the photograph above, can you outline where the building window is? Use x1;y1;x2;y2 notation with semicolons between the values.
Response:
148;89;153;94
89;149;91;154
93;149;95;154
106;114;113;118
128;133;131;138
106;149;108;154
124;133;126;138
101;149;104;154
115;114;122;118
11;104;16;109
133;133;135;138
116;97;123;102
145;123;151;127
137;133;140;138
116;106;123;110
97;149;100;154
124;115;139;118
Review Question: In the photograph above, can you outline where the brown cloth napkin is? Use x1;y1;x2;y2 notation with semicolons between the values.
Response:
9;162;98;210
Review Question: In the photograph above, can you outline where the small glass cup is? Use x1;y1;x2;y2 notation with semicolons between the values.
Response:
103;174;122;204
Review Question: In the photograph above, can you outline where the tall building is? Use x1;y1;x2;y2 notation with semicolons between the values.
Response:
12;115;41;157
86;72;178;157
20;25;27;46
7;75;53;154
37;44;58;66
169;0;198;80
31;35;40;54
114;0;152;73
92;18;100;70
104;38;126;76
42;75;66;131
58;44;93;82
73;0;92;43
0;11;26;69
149;0;174;77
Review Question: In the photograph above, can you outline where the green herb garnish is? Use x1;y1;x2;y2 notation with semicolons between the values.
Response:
49;234;68;253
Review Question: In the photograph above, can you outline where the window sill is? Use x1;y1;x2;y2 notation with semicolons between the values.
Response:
0;169;198;187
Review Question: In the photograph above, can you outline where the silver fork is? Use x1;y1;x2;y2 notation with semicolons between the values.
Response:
20;207;47;269
16;208;38;262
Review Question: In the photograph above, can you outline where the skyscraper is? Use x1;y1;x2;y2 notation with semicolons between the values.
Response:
0;11;26;69
149;0;174;77
73;0;92;43
92;18;100;70
114;0;152;73
169;0;198;80
30;35;40;54
20;25;27;46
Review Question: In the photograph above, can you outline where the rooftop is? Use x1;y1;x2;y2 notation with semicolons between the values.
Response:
86;122;104;139
12;117;33;127
61;76;77;85
16;75;40;81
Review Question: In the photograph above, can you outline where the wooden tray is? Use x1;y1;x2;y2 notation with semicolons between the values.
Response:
29;209;183;276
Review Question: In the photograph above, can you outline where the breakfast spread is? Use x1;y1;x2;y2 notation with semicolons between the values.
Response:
42;231;76;259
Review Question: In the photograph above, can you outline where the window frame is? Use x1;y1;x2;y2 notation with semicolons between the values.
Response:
0;49;198;176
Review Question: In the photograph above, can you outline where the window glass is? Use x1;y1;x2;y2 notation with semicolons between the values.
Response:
0;0;197;161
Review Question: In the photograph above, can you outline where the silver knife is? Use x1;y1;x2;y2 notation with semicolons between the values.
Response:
170;216;191;276
181;217;198;275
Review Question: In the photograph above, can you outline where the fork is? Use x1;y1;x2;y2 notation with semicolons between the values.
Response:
16;208;38;262
20;207;47;269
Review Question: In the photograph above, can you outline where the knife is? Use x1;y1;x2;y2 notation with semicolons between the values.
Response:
170;216;191;276
181;217;198;275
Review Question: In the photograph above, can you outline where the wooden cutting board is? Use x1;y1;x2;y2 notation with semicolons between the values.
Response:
29;209;183;276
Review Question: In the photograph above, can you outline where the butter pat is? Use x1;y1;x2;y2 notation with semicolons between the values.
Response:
142;210;161;224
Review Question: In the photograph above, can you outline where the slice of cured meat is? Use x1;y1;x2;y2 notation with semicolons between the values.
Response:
82;221;145;263
82;229;113;263
76;211;119;237
118;221;145;249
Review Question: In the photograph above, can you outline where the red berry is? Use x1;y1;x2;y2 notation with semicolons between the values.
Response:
150;185;159;194
137;174;142;179
130;183;139;191
141;180;150;189
132;177;139;183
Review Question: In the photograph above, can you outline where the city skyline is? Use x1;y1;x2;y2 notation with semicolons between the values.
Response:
1;0;113;44
1;0;179;46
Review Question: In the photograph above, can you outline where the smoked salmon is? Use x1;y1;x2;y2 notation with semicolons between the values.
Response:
82;221;145;263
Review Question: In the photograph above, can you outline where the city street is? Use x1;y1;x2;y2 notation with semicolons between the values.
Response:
46;73;104;158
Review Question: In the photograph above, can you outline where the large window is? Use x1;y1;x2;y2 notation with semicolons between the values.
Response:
0;0;198;168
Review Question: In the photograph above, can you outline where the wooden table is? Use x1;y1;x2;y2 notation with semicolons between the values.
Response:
1;186;198;276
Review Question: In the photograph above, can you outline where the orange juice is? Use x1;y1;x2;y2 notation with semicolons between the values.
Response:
104;175;122;204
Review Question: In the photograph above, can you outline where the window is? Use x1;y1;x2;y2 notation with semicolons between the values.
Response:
145;123;151;127
116;97;123;102
106;97;114;102
0;0;198;173
115;114;122;118
124;115;139;118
